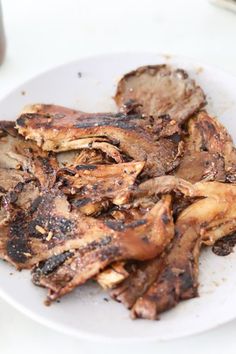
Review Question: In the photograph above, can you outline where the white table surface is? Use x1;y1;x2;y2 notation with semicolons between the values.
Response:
1;0;236;353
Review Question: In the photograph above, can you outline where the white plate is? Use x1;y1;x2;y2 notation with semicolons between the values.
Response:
0;53;236;342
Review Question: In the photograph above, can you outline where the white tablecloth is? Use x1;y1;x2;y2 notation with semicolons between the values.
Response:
1;0;236;353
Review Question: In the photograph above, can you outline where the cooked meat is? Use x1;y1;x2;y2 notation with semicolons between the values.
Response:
96;206;150;288
95;261;130;289
31;195;174;301
0;179;174;273
133;175;196;199
110;257;164;308
0;168;29;196
1;64;236;320
95;206;150;289
176;151;226;183
16;105;182;177
58;161;144;208
0;179;40;264
0;121;58;187
131;181;236;319
115;65;206;125
109;175;198;307
131;227;200;319
176;111;236;182
57;149;117;168
187;112;236;167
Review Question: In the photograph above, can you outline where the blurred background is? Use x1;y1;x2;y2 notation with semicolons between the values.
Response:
1;0;236;98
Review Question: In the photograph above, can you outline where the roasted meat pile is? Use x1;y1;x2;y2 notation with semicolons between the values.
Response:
1;64;236;320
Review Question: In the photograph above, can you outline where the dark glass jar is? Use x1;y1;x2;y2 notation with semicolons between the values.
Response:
0;2;6;65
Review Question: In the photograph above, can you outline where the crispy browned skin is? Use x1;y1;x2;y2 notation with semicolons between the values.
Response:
131;181;236;319
31;195;174;301
115;65;206;125
176;111;236;182
16;104;182;177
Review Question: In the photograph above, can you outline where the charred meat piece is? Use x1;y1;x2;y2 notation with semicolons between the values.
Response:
0;121;58;187
96;207;150;289
110;256;164;309
115;65;206;125
96;206;151;288
16;104;182;177
212;232;236;256
58;161;144;210
0;179;40;264
176;111;236;182
31;195;174;301
131;181;236;319
1;184;174;275
18;104;125;163
110;176;196;308
131;227;200;319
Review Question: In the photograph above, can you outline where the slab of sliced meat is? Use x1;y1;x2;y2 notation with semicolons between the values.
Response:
131;181;236;319
115;65;206;126
176;111;236;182
16;104;182;177
31;195;174;302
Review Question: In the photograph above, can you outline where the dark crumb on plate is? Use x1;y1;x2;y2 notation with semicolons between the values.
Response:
21;91;26;96
77;72;82;78
212;232;236;256
103;297;109;302
56;300;61;303
9;272;13;275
